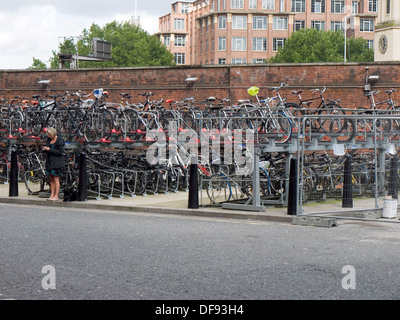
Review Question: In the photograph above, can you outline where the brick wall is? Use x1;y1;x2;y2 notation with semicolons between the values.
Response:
1;62;400;110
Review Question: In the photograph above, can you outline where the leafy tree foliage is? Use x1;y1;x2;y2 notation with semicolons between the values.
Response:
269;29;374;63
31;21;174;69
29;57;48;69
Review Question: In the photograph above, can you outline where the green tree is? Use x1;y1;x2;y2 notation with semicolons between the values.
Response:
49;38;77;69
39;21;174;69
29;57;47;69
269;29;374;63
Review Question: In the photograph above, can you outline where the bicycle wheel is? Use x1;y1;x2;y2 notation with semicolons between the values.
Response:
317;103;347;134
265;111;293;143
206;174;232;204
284;102;305;130
24;168;46;195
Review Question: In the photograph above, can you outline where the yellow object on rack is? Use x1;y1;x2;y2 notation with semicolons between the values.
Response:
247;86;259;96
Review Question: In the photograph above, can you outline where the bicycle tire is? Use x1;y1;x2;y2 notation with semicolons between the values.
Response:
317;103;347;134
24;168;46;195
206;174;232;204
265;111;293;143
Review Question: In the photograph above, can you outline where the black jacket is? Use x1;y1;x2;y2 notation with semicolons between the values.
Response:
45;134;65;170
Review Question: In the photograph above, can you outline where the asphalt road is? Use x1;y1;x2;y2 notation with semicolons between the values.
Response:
0;203;399;302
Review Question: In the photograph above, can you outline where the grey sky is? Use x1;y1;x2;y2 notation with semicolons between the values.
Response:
0;0;174;69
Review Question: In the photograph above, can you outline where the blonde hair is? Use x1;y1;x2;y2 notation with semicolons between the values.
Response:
46;127;57;138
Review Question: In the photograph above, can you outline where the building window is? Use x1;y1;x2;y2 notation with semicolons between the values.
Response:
331;21;344;31
231;58;247;64
175;35;186;47
232;37;247;51
360;19;374;32
252;37;268;51
181;3;189;13
252;58;266;64
292;0;306;12
351;1;358;14
262;0;275;10
253;16;268;30
279;0;285;12
231;0;244;9
311;0;325;13
273;38;286;51
218;58;226;64
249;0;257;9
294;20;305;31
331;0;345;13
273;16;288;30
311;21;325;30
174;53;185;65
368;0;378;12
218;37;226;50
232;15;247;29
367;40;373;49
164;35;170;46
174;18;185;30
386;0;390;14
218;15;227;29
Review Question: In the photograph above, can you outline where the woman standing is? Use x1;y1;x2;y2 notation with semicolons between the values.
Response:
42;127;65;201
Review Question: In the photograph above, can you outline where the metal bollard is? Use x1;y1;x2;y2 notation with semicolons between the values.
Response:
388;155;398;200
77;152;88;202
342;154;353;208
9;146;18;197
287;157;298;215
188;160;199;209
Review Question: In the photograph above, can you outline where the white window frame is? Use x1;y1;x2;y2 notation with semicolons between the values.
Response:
231;0;244;9
360;19;374;32
252;58;266;64
351;1;358;14
232;15;247;29
252;37;268;51
368;0;378;12
294;20;305;31
273;38;286;51
175;35;186;47
174;18;185;30
231;58;247;64
331;0;345;14
218;15;227;29
164;35;170;46
292;0;306;13
331;21;344;31
262;0;275;10
174;53;185;65
232;36;247;51
253;16;268;30
273;16;288;30
311;0;325;13
218;37;226;50
311;21;325;30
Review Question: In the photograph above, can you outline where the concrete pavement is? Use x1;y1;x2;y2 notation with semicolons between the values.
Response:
0;182;293;223
2;182;399;225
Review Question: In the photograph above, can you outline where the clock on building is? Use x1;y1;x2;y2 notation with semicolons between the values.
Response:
378;34;388;54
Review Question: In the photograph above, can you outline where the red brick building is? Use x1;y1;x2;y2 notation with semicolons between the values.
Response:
156;0;378;65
